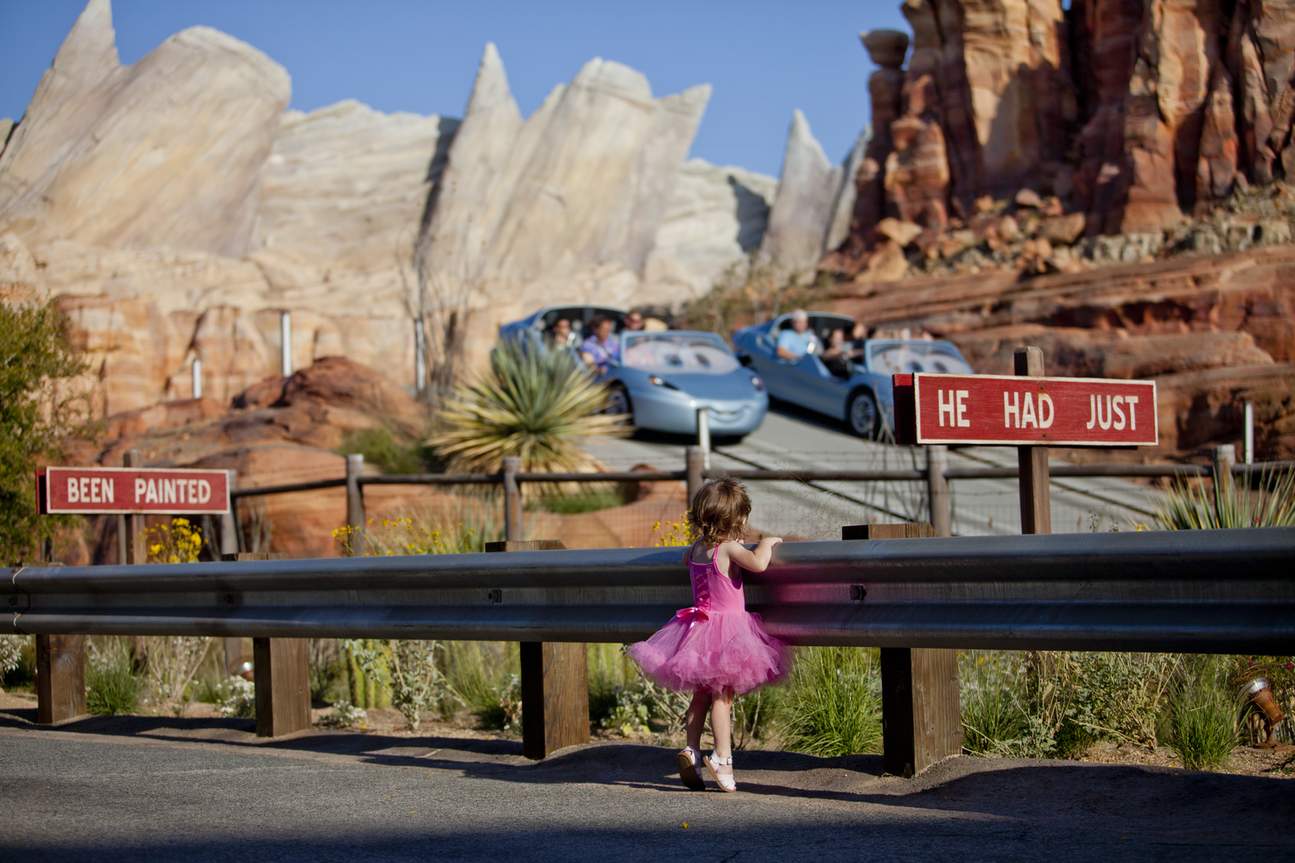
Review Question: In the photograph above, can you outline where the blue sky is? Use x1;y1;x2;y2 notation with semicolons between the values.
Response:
0;1;907;177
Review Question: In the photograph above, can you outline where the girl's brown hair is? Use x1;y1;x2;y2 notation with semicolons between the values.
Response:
688;479;751;545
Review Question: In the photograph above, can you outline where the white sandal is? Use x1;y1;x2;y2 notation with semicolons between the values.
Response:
703;751;737;792
676;746;704;791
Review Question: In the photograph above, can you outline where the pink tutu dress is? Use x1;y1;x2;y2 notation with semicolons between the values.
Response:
627;545;791;695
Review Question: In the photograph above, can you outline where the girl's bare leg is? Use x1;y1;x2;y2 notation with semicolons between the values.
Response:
685;688;711;752
710;690;733;760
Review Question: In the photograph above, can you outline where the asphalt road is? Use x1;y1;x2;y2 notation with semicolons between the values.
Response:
586;404;1163;539
2;717;1290;863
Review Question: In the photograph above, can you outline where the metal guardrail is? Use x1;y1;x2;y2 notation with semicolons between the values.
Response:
6;527;1293;653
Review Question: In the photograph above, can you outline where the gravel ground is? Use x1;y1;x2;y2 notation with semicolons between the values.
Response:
2;705;1292;863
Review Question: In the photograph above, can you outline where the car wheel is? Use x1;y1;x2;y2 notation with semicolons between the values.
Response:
606;385;633;422
846;390;880;439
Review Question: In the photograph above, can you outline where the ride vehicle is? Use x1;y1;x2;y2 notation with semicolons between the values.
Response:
731;311;973;438
604;330;768;439
497;305;628;348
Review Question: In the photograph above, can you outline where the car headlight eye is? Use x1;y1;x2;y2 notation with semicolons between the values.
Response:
648;375;679;390
750;375;764;391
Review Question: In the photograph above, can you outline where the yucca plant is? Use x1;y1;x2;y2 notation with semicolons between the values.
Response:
427;341;627;476
1155;466;1295;530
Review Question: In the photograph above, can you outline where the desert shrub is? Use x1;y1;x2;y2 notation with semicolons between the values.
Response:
538;487;624;514
440;641;519;730
1156;466;1295;529
217;676;256;719
960;651;1181;758
777;647;882;757
331;511;500;729
0;299;90;564
0;635;24;682
1163;656;1240;770
317;700;367;729
141;519;211;711
340;427;437;475
86;638;140;716
145;517;205;563
426;340;625;479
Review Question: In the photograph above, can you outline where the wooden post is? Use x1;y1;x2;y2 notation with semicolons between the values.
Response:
844;523;962;778
34;540;86;725
229;552;311;737
219;471;245;675
925;444;952;537
1213;444;1236;499
502;457;523;543
486;539;587;759
123;449;146;563
253;637;311;738
1014;347;1051;535
344;453;366;556
685;446;705;507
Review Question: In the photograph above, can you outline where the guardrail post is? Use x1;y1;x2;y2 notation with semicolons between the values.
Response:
345;454;366;555
34;540;86;725
502;457;523;542
486;539;587;759
1213;444;1236;499
845;522;961;778
685;446;705;506
226;551;311;738
1014;347;1051;534
924;445;952;537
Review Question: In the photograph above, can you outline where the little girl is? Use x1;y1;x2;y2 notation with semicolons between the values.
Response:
627;479;790;792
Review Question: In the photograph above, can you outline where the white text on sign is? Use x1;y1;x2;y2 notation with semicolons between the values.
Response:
1086;394;1139;431
936;389;970;428
134;476;214;506
66;475;115;504
1004;391;1054;430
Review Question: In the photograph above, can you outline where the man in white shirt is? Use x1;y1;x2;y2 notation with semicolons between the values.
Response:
776;310;818;362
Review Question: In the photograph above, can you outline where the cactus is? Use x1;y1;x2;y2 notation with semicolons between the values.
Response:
343;639;392;709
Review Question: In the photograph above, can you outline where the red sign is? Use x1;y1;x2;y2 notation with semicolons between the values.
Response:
39;467;231;515
895;373;1158;446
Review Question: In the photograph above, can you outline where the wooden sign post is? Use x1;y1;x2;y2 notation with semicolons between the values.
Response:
33;460;233;725
894;349;1159;534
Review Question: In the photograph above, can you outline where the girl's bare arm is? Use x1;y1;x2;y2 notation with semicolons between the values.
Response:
720;537;783;574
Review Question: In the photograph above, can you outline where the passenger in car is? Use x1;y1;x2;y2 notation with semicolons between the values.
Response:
821;328;864;378
547;317;578;350
580;316;620;373
776;310;819;361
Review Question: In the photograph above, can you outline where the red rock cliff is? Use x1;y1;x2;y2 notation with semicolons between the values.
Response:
837;0;1295;265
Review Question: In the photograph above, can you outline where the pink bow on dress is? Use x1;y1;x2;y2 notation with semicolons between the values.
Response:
674;606;709;632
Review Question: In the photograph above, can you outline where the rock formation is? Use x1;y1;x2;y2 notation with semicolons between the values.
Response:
758;111;852;273
0;2;777;414
413;44;714;363
833;0;1295;272
0;0;290;257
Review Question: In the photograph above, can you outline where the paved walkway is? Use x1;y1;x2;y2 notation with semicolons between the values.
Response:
1;714;1290;862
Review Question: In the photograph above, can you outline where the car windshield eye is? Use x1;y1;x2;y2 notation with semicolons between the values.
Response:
694;353;711;368
665;353;683;367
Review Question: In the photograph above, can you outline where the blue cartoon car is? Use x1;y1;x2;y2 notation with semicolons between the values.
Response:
732;311;973;438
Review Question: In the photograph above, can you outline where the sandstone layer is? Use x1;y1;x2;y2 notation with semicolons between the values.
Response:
832;0;1295;272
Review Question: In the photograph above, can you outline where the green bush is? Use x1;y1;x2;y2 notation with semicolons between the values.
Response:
1163;657;1239;771
0;300;90;564
340;427;436;475
86;639;141;716
777;647;882;757
218;676;256;719
538;488;625;515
